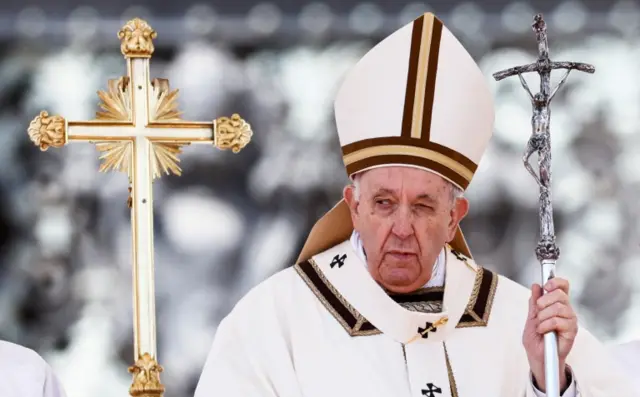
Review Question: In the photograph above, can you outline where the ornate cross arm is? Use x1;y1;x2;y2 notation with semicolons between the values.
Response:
493;61;595;81
27;110;252;156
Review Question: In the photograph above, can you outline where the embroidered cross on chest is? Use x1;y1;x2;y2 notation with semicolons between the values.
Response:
451;249;468;262
330;254;347;268
450;248;477;273
406;316;448;344
421;383;442;396
417;322;436;339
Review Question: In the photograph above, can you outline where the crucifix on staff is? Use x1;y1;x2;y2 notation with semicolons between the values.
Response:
493;13;594;397
26;18;253;397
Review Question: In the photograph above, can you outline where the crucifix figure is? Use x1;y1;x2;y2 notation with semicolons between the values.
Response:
493;13;594;397
27;18;253;397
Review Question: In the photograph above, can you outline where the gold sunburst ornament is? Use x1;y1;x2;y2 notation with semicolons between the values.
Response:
96;76;132;121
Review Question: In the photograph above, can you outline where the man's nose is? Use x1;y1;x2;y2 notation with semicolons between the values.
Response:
390;208;414;239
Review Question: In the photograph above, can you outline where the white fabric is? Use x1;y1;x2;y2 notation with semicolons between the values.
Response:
194;241;636;396
608;340;640;393
350;230;576;396
0;341;67;397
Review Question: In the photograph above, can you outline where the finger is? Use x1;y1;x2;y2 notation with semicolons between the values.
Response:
529;283;543;319
544;277;570;295
536;316;577;335
536;289;569;311
536;302;575;323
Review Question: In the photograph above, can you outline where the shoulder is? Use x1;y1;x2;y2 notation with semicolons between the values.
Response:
0;341;51;388
0;340;47;370
220;266;303;329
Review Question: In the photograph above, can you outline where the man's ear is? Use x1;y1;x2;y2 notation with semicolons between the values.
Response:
448;197;469;240
343;184;359;224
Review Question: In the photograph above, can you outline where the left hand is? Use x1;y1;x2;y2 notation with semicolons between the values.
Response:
522;277;578;392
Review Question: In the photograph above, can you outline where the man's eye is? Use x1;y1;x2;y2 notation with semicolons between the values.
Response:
376;199;391;206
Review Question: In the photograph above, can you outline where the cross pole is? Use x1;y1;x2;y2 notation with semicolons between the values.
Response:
493;13;594;397
27;18;253;397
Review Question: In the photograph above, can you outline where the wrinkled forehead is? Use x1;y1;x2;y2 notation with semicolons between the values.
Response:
355;166;451;197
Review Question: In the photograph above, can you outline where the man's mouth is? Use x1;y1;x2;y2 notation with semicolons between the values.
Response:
387;251;416;260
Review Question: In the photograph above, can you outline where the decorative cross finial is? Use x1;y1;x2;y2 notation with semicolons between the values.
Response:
118;18;157;58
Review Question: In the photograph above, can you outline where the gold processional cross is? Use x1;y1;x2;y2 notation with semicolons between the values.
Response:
27;18;252;397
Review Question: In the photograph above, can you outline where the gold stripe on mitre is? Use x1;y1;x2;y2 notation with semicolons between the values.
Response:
343;145;474;184
411;13;435;140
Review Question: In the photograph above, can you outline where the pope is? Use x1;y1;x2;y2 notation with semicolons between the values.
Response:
194;12;635;396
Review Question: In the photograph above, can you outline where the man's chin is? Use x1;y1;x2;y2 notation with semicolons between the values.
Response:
379;269;423;293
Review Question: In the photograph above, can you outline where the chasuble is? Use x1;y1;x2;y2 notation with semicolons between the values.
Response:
194;241;635;396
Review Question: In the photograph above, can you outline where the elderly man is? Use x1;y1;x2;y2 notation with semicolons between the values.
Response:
194;12;635;396
0;340;67;397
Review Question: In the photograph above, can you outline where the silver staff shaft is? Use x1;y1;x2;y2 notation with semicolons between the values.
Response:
541;260;559;397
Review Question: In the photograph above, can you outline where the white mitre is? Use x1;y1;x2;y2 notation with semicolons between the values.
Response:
297;12;494;262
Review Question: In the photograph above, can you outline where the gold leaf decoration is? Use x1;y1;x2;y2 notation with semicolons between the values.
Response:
118;18;157;59
150;142;187;179
27;111;66;151
214;113;253;153
96;76;132;121
96;141;133;179
149;78;182;121
128;353;164;397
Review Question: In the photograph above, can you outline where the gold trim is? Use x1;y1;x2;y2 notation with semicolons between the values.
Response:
343;145;474;182
27;111;67;151
68;121;133;127
147;136;213;143
444;343;459;397
294;261;380;336
146;122;213;129
455;268;499;329
411;14;434;139
132;143;140;359
71;135;135;141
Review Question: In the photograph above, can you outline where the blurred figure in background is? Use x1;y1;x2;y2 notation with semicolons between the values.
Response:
0;340;67;397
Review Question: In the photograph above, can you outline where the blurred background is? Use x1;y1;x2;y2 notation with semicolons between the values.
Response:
0;0;638;396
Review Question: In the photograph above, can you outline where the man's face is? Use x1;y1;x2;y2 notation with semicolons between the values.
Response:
344;167;469;294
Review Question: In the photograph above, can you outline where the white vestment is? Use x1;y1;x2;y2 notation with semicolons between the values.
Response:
0;341;67;397
608;341;640;393
195;241;636;396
